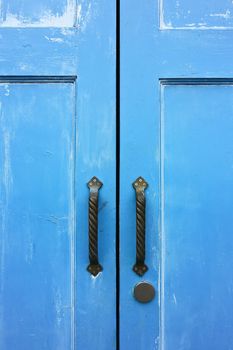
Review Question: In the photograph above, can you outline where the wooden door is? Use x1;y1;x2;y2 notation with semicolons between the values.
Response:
0;1;116;349
121;1;233;349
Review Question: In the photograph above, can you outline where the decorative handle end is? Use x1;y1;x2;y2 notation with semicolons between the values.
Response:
87;176;103;190
133;263;148;276
132;176;148;191
87;263;103;277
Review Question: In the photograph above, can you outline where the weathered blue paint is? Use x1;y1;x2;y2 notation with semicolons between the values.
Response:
0;82;75;349
121;1;233;350
0;1;116;350
161;0;233;29
161;83;233;350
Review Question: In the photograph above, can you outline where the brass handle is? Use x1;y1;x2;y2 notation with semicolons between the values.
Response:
87;176;103;276
132;177;148;276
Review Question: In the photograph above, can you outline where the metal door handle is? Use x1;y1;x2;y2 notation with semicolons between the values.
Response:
87;176;103;276
132;177;148;276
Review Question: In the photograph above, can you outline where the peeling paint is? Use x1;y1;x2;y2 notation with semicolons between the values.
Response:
54;289;63;327
210;10;231;19
19;63;29;72
0;0;77;27
160;0;233;30
2;128;13;200
76;2;92;32
4;84;9;96
173;294;177;305
45;36;64;43
61;27;75;36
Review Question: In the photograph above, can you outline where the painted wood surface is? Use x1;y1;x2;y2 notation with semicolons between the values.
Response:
0;1;116;350
0;82;75;350
161;0;233;29
121;1;233;349
161;84;233;350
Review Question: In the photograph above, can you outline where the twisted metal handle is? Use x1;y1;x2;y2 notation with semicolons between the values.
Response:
132;177;148;276
87;176;103;276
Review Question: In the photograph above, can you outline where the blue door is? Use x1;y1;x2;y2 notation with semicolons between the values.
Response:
2;1;233;350
0;1;116;349
121;1;233;349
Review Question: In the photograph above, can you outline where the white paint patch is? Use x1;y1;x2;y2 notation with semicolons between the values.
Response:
54;288;63;327
4;84;9;96
91;271;102;280
2;129;13;198
25;218;34;264
0;0;77;27
210;10;231;19
45;36;64;43
108;36;116;57
186;23;196;27
161;25;233;30
159;0;233;30
61;28;75;36
159;0;167;30
173;294;177;305
19;63;29;71
76;2;92;32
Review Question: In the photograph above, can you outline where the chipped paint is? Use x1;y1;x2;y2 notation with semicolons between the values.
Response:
45;36;64;43
0;0;77;27
210;10;231;19
161;25;233;30
19;64;29;72
2;128;13;200
76;2;92;32
4;84;9;96
159;0;167;30
61;27;75;36
173;294;177;305
160;0;233;29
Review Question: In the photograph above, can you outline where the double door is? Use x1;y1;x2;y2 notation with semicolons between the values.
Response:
1;1;233;349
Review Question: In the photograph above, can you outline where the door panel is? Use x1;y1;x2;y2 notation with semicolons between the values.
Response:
161;83;233;350
0;81;75;349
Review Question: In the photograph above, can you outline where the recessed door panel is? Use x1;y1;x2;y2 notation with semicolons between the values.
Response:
0;82;75;349
161;84;233;350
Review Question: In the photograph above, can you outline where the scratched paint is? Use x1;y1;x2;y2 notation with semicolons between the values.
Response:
160;0;233;29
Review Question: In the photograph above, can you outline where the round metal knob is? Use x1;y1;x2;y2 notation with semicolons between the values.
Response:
133;282;155;303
